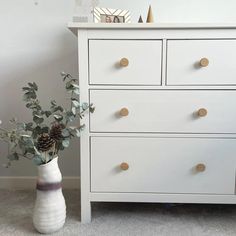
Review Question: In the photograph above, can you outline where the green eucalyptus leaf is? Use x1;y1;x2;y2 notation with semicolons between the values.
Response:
24;91;36;100
32;110;38;116
9;118;17;124
89;105;95;113
62;139;70;148
79;124;85;132
33;155;43;166
17;122;26;130
32;126;41;138
41;126;49;133
51;106;63;113
25;147;35;154
57;141;64;151
45;111;52;117
34;126;41;133
62;129;70;138
22;87;30;91
66;81;74;90
54;114;63;122
56;106;64;112
21;136;34;148
32;82;38;91
28;82;34;88
61;72;72;81
71;107;76;115
82;103;89;110
72;100;80;108
26;103;32;108
33;115;44;124
61;71;66;76
65;111;75;122
75;129;81;137
25;122;33;131
89;107;95;113
20;134;31;138
51;100;57;106
23;94;30;102
68;126;76;130
31;92;37;99
73;88;80;95
72;83;79;89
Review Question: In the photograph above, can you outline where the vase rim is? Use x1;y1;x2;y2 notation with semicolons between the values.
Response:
38;156;58;168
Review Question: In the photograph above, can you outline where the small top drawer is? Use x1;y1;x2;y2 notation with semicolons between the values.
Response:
89;40;162;85
167;39;236;86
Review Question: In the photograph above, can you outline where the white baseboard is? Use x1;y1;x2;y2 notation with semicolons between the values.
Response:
0;176;80;190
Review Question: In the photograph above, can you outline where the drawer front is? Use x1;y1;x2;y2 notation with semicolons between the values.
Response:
167;40;236;86
90;90;236;133
91;137;236;194
89;40;162;85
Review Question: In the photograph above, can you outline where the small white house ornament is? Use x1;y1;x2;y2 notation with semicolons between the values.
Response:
73;0;99;22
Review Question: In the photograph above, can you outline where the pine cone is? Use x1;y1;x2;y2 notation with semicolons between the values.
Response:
50;123;64;141
37;133;55;152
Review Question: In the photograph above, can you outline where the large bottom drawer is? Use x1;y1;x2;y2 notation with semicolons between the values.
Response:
91;137;236;194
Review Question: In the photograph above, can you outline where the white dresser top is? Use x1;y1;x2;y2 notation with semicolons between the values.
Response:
68;22;236;35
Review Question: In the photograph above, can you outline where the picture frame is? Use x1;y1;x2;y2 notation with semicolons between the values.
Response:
93;7;131;23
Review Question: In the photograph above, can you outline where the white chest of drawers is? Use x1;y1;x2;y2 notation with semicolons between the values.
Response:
68;23;236;223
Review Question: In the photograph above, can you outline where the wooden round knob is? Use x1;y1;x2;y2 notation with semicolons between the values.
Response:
199;58;209;67
196;163;206;172
120;58;129;67
119;108;129;117
120;162;129;171
197;108;208;117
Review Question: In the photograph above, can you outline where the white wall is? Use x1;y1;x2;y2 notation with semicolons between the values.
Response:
0;0;78;177
101;0;236;23
0;0;236;177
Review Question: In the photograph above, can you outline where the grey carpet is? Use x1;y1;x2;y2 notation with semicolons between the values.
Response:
0;190;236;236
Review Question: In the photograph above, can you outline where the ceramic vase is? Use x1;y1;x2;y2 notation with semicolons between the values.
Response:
33;157;66;234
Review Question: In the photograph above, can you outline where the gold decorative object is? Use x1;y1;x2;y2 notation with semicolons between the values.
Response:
146;5;154;23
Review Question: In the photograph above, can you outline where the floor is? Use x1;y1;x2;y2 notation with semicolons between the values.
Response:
1;190;236;236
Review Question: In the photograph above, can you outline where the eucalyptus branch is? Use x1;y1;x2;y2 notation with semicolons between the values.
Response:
15;152;32;160
1;72;92;167
0;127;9;133
79;107;90;119
66;91;75;126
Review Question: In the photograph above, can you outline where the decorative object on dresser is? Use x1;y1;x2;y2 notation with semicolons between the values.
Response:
68;22;236;223
0;73;94;233
73;0;99;23
93;7;131;23
146;5;154;23
138;15;143;23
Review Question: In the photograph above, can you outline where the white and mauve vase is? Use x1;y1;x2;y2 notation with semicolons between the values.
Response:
33;157;66;234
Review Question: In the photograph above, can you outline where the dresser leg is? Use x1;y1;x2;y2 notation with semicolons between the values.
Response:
81;201;92;223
